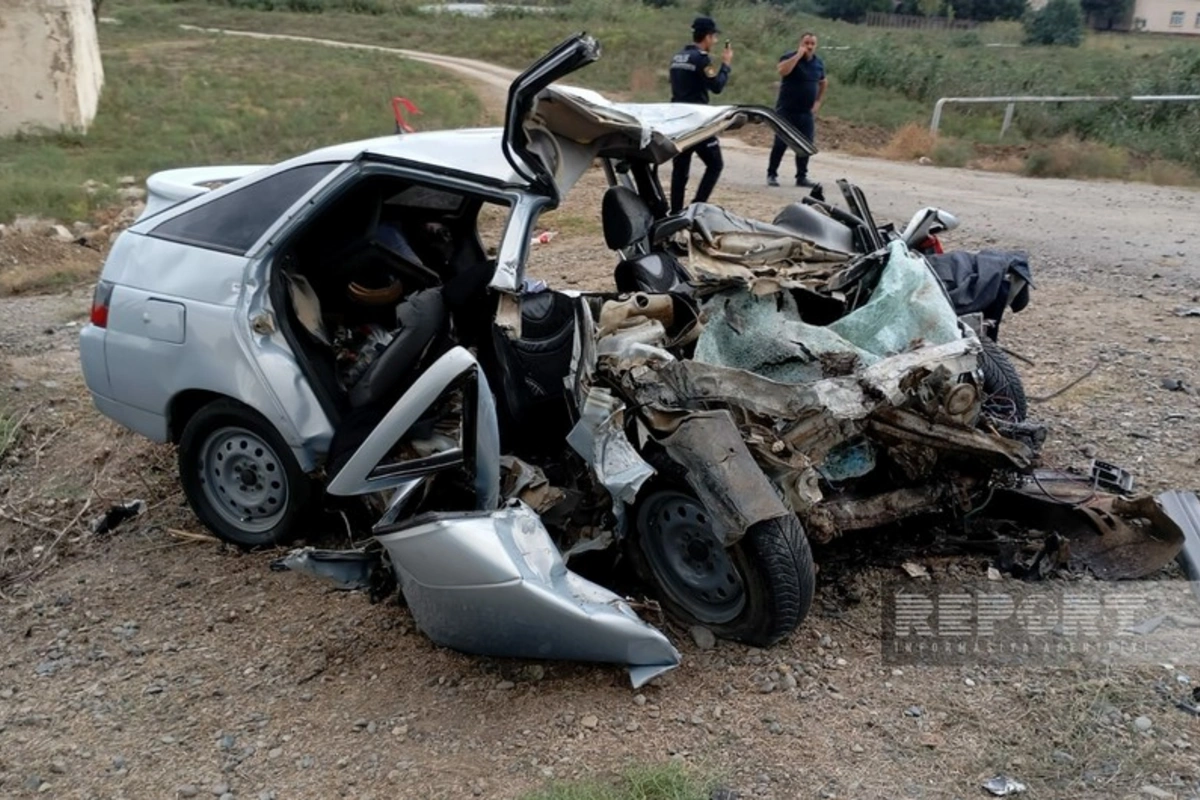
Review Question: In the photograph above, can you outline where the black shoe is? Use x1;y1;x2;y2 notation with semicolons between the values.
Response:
767;175;780;187
797;178;817;188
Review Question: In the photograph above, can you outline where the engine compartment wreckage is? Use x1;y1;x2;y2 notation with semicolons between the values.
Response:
277;200;1190;686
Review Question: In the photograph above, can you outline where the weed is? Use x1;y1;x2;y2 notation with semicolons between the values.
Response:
522;762;715;800
0;407;24;461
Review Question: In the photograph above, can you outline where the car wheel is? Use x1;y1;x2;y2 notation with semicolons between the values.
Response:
178;399;313;549
630;488;815;648
980;337;1028;422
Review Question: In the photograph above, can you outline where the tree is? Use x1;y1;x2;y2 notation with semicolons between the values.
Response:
1024;0;1085;45
1081;0;1132;29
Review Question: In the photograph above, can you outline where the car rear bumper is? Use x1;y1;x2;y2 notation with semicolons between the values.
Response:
89;392;169;444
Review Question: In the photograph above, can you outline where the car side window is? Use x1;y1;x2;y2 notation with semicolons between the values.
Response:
150;163;337;255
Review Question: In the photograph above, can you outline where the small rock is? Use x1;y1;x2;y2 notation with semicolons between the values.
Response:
219;734;236;751
1162;378;1192;393
520;664;546;682
211;783;230;795
1140;786;1173;799
119;187;146;202
965;678;976;687
580;714;599;729
987;567;1003;581
851;743;864;753
50;760;66;775
259;792;276;800
782;673;798;690
625;721;639;732
267;748;283;760
177;786;199;798
918;156;933;165
366;721;377;735
767;721;784;735
905;706;924;717
24;776;44;792
633;694;647;706
118;175;137;187
220;795;234;800
112;756;126;770
0;688;13;699
1051;750;1074;763
1134;715;1153;732
49;224;74;242
300;756;314;769
391;725;408;736
496;680;515;691
352;718;369;731
337;756;350;769
690;626;716;650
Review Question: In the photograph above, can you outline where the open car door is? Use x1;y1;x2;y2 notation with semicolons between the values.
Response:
505;35;815;206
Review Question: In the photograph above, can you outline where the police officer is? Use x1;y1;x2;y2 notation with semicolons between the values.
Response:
668;16;733;214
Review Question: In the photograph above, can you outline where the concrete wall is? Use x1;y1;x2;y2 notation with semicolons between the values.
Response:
1129;0;1200;33
0;0;105;136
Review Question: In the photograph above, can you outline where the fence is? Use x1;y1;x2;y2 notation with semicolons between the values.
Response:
928;94;1200;138
864;12;978;31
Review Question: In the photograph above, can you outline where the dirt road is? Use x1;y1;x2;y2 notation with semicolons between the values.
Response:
2;30;1200;800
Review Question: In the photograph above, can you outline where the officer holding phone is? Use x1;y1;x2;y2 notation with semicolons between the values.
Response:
668;16;733;214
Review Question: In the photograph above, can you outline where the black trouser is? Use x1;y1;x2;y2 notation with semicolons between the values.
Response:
670;136;723;214
768;110;815;182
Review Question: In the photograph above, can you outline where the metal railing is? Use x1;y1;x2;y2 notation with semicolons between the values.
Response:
929;94;1200;138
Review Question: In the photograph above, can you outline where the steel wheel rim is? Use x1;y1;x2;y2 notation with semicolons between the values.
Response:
637;490;745;624
197;426;288;534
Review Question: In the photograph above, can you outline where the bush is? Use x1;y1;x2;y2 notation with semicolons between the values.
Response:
1023;0;1085;46
817;0;890;23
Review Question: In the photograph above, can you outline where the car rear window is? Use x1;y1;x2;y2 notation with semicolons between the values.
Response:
150;163;337;255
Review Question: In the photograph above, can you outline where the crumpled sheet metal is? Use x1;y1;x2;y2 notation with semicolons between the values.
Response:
565;385;656;507
693;241;964;385
1162;490;1200;602
375;502;681;688
990;476;1186;580
271;547;376;591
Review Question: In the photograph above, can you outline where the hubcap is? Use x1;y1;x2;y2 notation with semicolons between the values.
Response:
197;426;288;534
636;490;745;624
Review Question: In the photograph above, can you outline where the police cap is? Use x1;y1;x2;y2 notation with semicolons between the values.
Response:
692;16;720;36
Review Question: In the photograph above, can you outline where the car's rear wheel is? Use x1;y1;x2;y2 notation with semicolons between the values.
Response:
178;399;313;549
630;487;815;648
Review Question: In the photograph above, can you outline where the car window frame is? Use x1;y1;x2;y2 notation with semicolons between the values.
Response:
146;161;347;257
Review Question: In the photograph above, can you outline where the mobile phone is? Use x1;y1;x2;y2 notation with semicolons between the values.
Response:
725;39;731;48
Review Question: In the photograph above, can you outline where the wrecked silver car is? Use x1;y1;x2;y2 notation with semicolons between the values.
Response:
81;34;1186;683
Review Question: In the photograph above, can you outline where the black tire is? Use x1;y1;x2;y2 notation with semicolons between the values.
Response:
980;337;1028;422
630;488;815;648
178;399;314;549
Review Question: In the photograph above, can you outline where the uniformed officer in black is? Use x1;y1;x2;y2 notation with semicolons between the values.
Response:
668;16;733;214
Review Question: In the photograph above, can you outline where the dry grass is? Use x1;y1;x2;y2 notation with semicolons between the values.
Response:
881;123;937;162
1135;159;1200;188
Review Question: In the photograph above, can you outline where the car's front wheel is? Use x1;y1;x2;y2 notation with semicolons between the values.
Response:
630;487;815;648
178;399;313;549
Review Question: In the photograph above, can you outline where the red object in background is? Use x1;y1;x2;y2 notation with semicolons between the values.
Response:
392;97;422;134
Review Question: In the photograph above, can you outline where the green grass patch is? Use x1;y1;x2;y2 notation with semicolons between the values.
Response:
521;762;716;800
0;19;482;222
0;407;24;461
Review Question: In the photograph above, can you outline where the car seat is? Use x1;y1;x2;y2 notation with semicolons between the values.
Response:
601;186;693;295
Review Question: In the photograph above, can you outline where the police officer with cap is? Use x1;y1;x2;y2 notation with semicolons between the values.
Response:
668;16;733;214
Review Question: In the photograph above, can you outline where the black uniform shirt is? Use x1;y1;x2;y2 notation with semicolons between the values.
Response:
669;44;730;104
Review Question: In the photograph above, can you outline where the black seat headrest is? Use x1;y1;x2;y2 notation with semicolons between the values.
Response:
601;186;655;251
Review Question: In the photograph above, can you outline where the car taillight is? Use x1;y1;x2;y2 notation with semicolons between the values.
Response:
90;280;114;328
